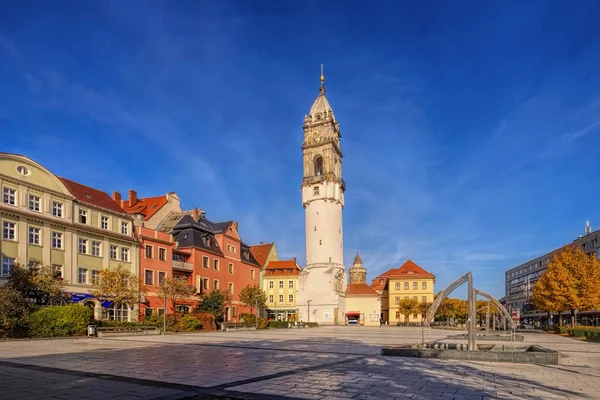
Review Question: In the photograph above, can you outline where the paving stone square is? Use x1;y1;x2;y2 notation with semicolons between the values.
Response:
1;326;599;399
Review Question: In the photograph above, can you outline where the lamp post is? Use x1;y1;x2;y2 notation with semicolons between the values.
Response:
255;298;258;329
307;300;312;323
162;285;167;335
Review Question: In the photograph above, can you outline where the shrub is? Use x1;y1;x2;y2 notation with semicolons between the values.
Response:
94;320;148;328
268;320;290;329
0;287;32;338
554;325;569;334
178;315;202;331
306;322;319;327
29;305;93;337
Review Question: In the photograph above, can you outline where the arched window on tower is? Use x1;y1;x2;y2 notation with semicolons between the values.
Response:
314;156;324;176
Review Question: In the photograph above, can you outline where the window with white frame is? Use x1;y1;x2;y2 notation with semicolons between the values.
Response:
51;232;63;249
213;259;219;270
404;282;409;290
145;245;153;258
108;304;128;322
101;216;109;230
121;221;129;235
110;245;117;259
214;279;219;290
288;294;293;303
228;282;233;294
269;280;274;289
202;278;209;290
3;187;16;205
288;280;294;288
1;257;15;276
395;296;400;305
145;270;153;285
228;263;234;274
52;264;63;278
422;296;427;303
91;270;100;285
395;282;400;290
2;221;16;240
78;268;88;284
250;269;255;280
412;282;418;290
28;226;40;245
227;244;231;252
78;238;88;254
279;280;284;288
79;209;88;224
28;195;41;212
91;241;101;257
202;256;208;268
52;202;63;217
158;271;166;285
421;282;427;290
269;295;273;302
121;247;129;262
158;248;166;261
279;295;284;303
232;306;237;317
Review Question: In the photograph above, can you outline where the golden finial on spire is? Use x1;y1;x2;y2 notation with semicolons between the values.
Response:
319;64;325;93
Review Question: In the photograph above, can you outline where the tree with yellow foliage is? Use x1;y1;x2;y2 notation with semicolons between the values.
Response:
532;245;600;327
397;298;419;326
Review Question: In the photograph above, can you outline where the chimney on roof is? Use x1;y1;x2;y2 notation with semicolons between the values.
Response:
112;191;121;203
128;190;137;207
293;257;297;264
192;208;199;221
585;221;592;235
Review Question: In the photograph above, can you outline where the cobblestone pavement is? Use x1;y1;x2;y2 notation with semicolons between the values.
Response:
1;327;599;399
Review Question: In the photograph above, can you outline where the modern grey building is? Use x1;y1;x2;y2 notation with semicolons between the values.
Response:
505;222;600;325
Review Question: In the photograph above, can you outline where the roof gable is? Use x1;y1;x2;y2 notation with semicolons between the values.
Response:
378;260;435;279
346;283;379;296
122;195;168;220
59;177;128;215
249;243;275;267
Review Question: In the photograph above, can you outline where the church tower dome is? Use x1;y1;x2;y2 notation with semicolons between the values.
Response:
349;252;367;284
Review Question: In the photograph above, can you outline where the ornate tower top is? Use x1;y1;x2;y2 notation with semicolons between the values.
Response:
349;251;367;284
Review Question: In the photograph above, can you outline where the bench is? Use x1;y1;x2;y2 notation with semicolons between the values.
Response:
96;326;159;337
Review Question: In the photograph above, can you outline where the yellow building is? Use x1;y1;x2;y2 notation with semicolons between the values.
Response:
262;259;300;321
345;252;381;326
371;260;435;325
0;153;140;321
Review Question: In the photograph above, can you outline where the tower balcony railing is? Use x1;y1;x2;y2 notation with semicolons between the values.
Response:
302;173;345;188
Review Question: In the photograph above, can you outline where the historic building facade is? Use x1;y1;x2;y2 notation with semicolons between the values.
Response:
297;71;347;325
345;253;381;326
262;259;301;321
371;260;435;324
0;153;140;321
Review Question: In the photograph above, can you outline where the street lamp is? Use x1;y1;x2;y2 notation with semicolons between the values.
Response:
161;285;167;335
307;300;312;323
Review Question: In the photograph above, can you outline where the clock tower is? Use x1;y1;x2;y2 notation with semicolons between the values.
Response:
297;67;346;325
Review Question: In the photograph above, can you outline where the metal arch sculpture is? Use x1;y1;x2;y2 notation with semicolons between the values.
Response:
424;272;476;351
473;288;514;330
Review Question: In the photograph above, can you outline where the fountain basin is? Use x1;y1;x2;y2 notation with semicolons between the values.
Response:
381;343;559;365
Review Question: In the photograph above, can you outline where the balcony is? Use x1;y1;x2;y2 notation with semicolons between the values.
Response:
172;261;193;272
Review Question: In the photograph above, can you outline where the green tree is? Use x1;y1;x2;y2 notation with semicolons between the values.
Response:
92;264;146;321
196;289;232;321
156;276;196;312
0;286;32;338
397;298;419;325
238;285;267;314
5;261;68;305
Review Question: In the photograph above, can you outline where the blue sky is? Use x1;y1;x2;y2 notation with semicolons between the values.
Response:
2;1;600;299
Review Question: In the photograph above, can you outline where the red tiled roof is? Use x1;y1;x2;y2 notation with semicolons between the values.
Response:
122;195;168;221
249;243;274;267
264;260;301;276
377;260;435;279
59;177;128;215
370;277;387;291
346;283;380;296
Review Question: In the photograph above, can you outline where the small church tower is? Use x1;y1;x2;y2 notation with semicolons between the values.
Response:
349;252;367;284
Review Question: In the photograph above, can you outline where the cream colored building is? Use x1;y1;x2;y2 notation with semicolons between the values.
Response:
345;253;381;326
262;259;301;321
371;260;435;325
297;71;347;325
0;153;140;321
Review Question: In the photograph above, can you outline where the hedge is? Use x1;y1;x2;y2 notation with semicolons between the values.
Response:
554;325;569;334
29;305;93;337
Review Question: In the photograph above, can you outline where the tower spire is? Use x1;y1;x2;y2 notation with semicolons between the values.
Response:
319;63;325;94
